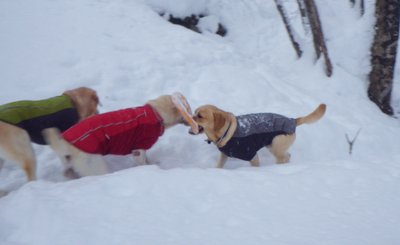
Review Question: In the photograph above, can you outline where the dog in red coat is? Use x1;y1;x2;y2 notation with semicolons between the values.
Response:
44;94;192;178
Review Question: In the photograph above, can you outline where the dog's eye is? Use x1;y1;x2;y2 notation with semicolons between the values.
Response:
197;114;203;119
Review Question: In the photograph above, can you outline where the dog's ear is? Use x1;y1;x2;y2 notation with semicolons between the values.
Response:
91;91;100;106
213;111;226;132
64;87;99;120
90;91;100;114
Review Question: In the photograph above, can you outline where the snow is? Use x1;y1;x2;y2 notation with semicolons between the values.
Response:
0;0;400;244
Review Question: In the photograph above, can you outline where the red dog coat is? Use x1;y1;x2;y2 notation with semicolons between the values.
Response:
62;105;164;155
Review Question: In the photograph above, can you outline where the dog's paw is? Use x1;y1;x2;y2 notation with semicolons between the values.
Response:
64;168;81;179
132;149;149;165
276;153;291;164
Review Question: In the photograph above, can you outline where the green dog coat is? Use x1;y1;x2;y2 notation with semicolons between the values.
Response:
0;95;79;144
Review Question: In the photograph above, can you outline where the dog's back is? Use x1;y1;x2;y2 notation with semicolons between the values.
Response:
0;95;79;144
235;113;296;137
62;105;164;155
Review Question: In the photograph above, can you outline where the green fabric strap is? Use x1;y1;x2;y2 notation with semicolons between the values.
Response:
0;95;74;124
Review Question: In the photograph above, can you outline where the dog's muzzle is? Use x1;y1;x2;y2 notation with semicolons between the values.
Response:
181;117;189;126
189;125;203;135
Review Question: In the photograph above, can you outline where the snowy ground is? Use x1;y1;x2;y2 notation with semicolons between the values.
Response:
0;0;400;244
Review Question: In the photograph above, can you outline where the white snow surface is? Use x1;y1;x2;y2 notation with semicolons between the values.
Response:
1;0;400;244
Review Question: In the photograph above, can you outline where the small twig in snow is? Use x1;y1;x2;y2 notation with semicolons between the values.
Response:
345;128;361;155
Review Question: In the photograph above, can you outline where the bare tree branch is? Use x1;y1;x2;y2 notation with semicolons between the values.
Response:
360;0;365;16
274;0;303;58
296;0;311;36
304;0;333;77
350;0;366;17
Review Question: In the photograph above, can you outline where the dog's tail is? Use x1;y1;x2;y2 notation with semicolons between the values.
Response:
296;104;326;126
42;127;65;152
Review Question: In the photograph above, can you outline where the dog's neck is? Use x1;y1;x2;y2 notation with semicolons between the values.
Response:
147;102;177;129
215;122;232;145
207;114;237;148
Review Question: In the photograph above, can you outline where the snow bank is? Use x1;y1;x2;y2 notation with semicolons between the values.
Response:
1;164;399;245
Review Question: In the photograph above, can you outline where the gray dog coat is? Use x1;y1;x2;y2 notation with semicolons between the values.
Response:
218;113;296;161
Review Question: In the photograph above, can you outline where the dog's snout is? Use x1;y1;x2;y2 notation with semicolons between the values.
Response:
188;125;203;135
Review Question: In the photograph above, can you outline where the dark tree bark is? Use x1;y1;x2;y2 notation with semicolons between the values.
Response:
368;0;399;115
296;0;311;35
360;0;365;16
274;0;303;58
349;0;365;17
304;0;333;77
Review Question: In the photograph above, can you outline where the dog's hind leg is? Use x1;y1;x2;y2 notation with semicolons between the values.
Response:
268;134;296;164
249;154;260;167
21;158;36;181
13;138;36;181
8;145;36;181
0;125;37;181
43;128;108;178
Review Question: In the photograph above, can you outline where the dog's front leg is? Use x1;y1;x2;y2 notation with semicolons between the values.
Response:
132;149;149;165
249;154;260;167
216;153;228;168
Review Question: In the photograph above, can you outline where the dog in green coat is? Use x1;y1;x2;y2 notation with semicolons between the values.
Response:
0;87;99;182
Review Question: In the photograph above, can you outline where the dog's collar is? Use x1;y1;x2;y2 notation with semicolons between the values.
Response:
205;122;232;146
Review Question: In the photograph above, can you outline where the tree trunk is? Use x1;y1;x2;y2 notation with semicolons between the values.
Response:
350;0;365;17
296;0;311;35
274;0;303;58
304;0;333;77
368;0;399;115
360;0;365;16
